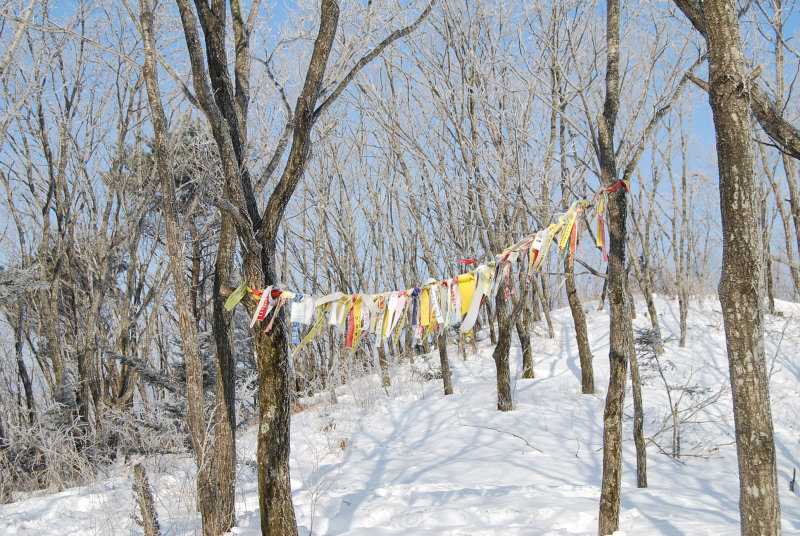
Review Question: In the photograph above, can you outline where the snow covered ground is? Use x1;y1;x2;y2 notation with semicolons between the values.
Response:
2;296;799;535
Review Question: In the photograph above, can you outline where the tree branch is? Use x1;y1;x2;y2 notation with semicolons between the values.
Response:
621;53;707;184
672;0;800;160
575;258;608;279
312;1;437;122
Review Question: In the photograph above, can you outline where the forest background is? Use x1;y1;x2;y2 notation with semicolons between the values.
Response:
1;0;799;535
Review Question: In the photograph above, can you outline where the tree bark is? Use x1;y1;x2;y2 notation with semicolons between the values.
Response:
771;0;800;296
517;305;534;380
677;191;689;347
13;305;36;424
536;275;555;339
565;262;594;394
133;463;161;536
378;343;391;388
486;301;497;345
492;293;514;412
251;4;340;533
629;250;664;354
689;0;781;533
139;4;220;533
597;0;633;533
163;1;435;532
491;266;530;411
253;322;297;535
760;192;776;314
212;217;237;533
627;305;647;488
554;45;594;393
393;141;453;396
438;332;453;395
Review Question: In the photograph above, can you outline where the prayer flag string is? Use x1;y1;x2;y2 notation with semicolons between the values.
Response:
225;183;627;356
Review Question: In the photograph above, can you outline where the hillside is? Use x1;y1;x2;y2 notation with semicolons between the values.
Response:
2;296;799;535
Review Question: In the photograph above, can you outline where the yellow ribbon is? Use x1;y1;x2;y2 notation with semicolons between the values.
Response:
224;282;248;311
559;212;578;250
596;196;605;248
420;287;431;327
457;272;476;317
291;303;330;358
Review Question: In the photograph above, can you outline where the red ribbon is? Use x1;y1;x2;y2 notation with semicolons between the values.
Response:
607;179;630;194
345;296;357;349
264;296;286;333
599;215;608;262
569;219;578;268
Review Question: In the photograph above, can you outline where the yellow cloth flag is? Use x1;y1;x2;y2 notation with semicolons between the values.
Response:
558;212;577;250
420;287;431;327
457;272;476;317
596;197;605;248
353;296;362;332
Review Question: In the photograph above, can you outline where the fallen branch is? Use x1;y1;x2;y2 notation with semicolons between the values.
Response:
458;422;544;453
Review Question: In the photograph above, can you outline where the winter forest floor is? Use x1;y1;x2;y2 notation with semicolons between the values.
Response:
1;296;799;535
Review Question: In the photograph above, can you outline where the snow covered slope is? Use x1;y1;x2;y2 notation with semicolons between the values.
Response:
2;297;799;535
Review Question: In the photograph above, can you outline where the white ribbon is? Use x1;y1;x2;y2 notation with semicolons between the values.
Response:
250;285;273;328
460;264;495;334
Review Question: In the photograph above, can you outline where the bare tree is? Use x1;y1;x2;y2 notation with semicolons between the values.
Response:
596;0;629;531
138;0;436;533
674;0;782;533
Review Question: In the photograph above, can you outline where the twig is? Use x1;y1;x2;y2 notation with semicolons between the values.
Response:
458;422;543;453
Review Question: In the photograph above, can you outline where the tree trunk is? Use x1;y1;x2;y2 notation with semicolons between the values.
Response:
625;267;636;319
253;323;297;535
531;286;542;323
677;131;691;347
378;342;391;388
391;131;453;394
438;332;453;395
493;292;514;412
627;306;647;488
327;334;338;405
555;53;594;393
566;257;594;394
487;301;497;345
536;275;555;339
760;192;776;314
699;0;781;532
164;1;435;532
781;154;800;295
251;5;340;531
212;217;237;532
643;288;663;353
678;285;689;347
405;322;414;364
599;274;608;311
629;247;664;354
490;265;531;412
13;305;36;424
139;5;220;533
133;464;161;536
597;0;634;533
774;0;800;293
518;305;534;379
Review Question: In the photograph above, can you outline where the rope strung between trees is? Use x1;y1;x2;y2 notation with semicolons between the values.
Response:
223;179;630;355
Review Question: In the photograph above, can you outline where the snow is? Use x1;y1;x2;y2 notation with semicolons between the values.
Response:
2;297;799;535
